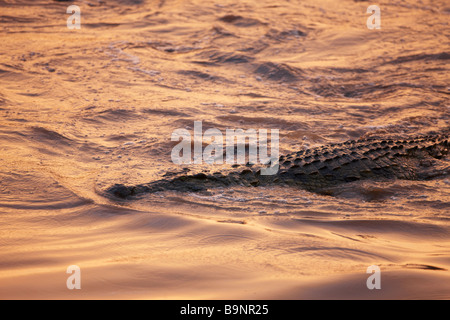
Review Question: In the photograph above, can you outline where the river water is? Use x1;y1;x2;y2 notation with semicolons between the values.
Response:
0;0;449;299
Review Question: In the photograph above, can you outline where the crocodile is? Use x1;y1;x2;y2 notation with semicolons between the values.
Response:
106;132;449;199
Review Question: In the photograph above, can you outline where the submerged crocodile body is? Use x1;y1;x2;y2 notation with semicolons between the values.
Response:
107;132;449;199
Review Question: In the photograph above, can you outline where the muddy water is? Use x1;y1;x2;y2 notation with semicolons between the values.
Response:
0;0;449;299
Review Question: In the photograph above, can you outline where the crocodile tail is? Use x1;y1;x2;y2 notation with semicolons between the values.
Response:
431;133;449;158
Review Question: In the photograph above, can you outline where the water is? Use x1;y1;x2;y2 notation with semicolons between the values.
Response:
0;0;449;299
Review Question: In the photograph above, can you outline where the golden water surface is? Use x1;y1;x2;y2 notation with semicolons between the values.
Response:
0;0;449;299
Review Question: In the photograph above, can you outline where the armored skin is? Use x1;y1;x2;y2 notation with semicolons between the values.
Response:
107;133;449;199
